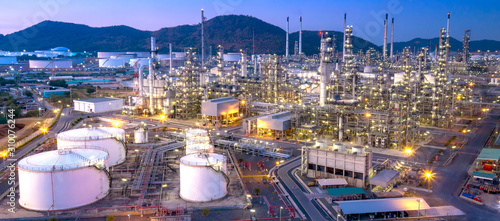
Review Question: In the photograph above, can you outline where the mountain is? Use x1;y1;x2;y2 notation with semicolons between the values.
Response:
390;37;500;53
0;15;378;55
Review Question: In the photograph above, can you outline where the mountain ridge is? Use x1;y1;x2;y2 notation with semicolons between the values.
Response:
0;15;379;55
1;15;499;55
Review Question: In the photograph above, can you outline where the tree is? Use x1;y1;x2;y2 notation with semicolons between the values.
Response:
24;90;33;97
49;79;68;88
63;91;70;97
106;215;115;221
87;87;96;94
253;188;261;195
48;217;57;221
201;208;210;216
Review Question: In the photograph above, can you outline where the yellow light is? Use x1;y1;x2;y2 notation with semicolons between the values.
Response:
160;115;166;120
425;172;432;178
276;161;280;165
405;148;413;155
40;127;48;133
365;113;371;118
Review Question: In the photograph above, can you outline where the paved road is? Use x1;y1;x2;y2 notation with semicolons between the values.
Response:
277;158;331;221
432;114;500;220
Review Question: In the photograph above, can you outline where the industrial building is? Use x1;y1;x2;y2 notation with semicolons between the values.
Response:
29;59;73;70
34;85;71;98
73;97;124;113
0;56;17;65
302;143;373;188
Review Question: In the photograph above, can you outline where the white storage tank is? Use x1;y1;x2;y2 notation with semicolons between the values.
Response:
18;148;110;211
57;127;126;166
186;144;214;155
185;129;210;146
134;128;148;144
179;153;228;202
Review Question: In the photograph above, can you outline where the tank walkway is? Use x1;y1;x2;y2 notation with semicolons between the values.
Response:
132;142;184;206
215;139;291;159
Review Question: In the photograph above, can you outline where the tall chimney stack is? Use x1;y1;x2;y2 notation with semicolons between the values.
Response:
446;12;450;37
343;13;346;62
201;9;205;68
286;17;289;57
383;13;388;61
390;17;394;59
299;16;303;54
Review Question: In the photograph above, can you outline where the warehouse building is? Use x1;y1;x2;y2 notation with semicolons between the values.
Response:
201;97;240;127
74;97;124;113
302;143;373;188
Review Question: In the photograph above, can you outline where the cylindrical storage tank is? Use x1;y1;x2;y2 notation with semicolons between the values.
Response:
57;127;126;166
179;153;228;202
186;144;215;155
134;128;148;144
332;142;346;151
185;129;210;146
316;140;327;149
18;148;110;211
352;145;365;155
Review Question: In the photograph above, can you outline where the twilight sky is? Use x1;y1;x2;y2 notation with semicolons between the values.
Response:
0;0;499;44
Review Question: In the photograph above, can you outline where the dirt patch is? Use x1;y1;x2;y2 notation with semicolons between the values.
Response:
0;123;25;139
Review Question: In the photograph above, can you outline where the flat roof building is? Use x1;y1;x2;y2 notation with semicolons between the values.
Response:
73;97;123;113
337;197;430;220
302;144;373;188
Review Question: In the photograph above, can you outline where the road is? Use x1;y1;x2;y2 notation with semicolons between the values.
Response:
277;158;331;221
432;113;500;220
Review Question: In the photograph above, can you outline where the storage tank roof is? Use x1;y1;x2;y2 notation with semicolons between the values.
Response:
51;47;71;51
179;153;226;166
57;127;124;141
18;148;108;171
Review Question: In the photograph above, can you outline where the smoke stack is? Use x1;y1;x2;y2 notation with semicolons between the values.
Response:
149;37;156;114
201;9;205;68
446;12;450;37
169;43;173;73
299;16;302;54
286;17;289;57
343;13;346;62
383;13;388;61
390;17;394;59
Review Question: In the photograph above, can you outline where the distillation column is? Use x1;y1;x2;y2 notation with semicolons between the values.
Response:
149;37;156;114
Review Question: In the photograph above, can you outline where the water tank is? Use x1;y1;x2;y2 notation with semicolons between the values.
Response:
332;142;346;151
185;129;210;146
57;127;126;166
18;148;110;211
179;153;228;202
316;140;327;149
186;143;215;155
134;128;148;144
352;145;365;155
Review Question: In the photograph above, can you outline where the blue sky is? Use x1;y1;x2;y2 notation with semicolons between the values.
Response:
0;0;499;44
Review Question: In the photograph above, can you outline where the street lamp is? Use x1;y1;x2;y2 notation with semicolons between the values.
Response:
416;199;421;220
279;206;283;221
423;170;434;191
250;209;256;220
404;148;413;165
160;184;167;202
